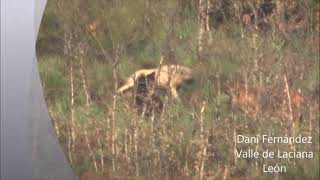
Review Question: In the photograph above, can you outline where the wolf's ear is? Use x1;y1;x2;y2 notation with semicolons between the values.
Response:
145;71;156;82
222;80;233;95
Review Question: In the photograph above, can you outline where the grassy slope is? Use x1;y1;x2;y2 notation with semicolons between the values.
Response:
37;1;319;179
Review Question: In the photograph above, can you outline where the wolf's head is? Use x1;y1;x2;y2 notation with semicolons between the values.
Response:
171;65;193;82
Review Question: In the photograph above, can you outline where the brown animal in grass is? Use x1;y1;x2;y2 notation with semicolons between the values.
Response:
241;13;255;26
224;81;305;120
225;82;261;115
117;64;193;99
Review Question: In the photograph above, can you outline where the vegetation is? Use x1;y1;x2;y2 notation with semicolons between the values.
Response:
37;0;319;179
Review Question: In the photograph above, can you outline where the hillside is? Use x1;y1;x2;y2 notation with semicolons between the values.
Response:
37;0;319;179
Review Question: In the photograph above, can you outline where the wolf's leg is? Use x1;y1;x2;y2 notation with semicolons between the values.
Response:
117;78;135;93
170;85;179;99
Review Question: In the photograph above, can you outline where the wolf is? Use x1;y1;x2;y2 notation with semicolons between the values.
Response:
117;64;193;99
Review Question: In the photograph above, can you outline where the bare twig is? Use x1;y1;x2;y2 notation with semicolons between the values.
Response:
222;165;229;180
78;43;91;107
283;74;295;148
66;30;76;165
197;0;207;62
78;42;100;171
97;137;105;172
199;100;208;180
84;129;98;172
